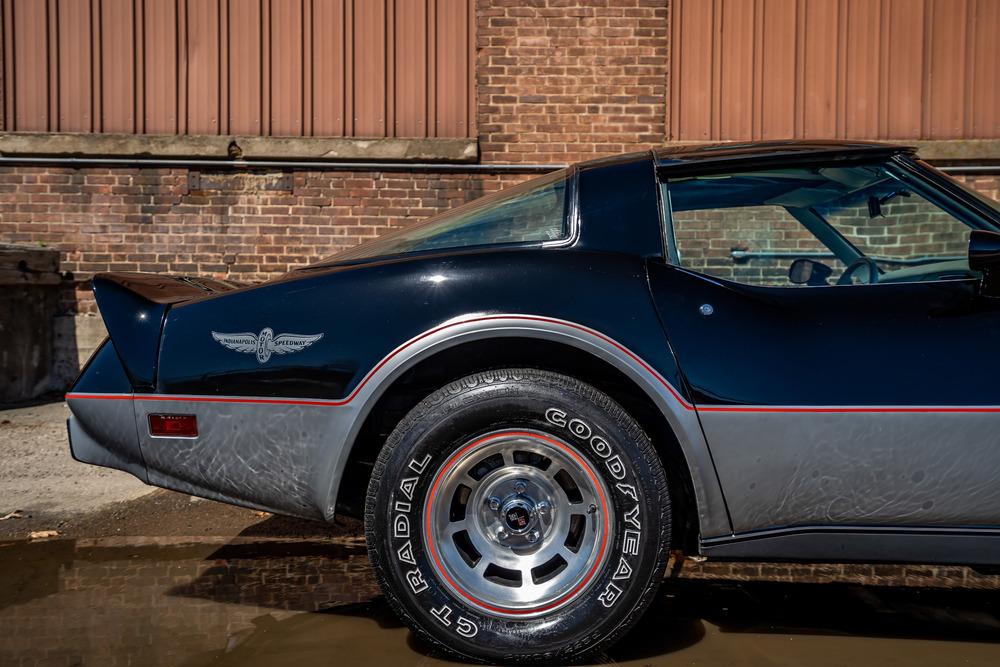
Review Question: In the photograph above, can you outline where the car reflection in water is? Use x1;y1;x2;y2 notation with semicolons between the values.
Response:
0;537;998;666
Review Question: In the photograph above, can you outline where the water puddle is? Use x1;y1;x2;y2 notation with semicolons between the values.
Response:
0;538;998;665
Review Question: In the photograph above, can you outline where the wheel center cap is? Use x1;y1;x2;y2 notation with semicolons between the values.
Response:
501;498;535;533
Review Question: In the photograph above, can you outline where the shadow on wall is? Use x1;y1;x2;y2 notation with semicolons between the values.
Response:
0;244;100;404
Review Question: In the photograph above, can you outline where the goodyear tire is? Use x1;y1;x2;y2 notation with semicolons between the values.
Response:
365;368;671;663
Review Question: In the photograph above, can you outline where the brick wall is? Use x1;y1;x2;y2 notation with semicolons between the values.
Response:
962;175;1000;203
1;0;996;310
0;167;527;315
0;0;999;391
477;0;669;163
0;166;996;335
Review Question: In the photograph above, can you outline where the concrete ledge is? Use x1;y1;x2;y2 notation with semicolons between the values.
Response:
0;133;232;158
0;132;479;163
909;139;1000;163
235;136;478;162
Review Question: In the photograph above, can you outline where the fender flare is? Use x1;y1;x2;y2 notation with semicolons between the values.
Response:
313;314;732;539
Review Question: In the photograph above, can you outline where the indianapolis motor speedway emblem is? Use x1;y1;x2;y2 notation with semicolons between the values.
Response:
211;328;323;364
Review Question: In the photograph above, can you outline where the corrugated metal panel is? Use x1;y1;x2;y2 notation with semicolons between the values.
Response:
0;0;475;137
670;0;1000;141
186;0;220;135
100;0;134;132
758;0;795;140
925;0;966;139
670;0;713;141
227;0;261;135
883;0;924;138
393;0;426;137
843;0;880;139
970;0;1000;138
143;0;177;133
270;0;303;136
353;0;385;137
7;0;50;131
435;0;470;138
718;0;752;140
56;0;94;132
799;0;838;139
312;0;346;136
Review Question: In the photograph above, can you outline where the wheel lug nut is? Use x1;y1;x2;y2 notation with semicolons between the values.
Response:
514;480;527;494
527;530;540;543
488;496;501;511
496;528;508;540
537;501;550;516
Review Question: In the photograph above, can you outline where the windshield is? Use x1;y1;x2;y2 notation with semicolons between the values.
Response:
316;169;571;264
915;159;1000;217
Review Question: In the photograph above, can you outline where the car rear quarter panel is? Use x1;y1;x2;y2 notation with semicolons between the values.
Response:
141;250;729;533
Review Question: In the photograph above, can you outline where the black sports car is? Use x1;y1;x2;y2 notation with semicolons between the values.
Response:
67;141;1000;662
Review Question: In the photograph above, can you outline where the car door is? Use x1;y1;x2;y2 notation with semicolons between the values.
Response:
648;158;1000;536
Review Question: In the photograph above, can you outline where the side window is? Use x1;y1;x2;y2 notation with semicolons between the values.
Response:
670;204;845;286
321;170;569;263
663;164;978;288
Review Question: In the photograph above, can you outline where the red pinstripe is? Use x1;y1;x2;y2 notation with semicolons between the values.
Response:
64;315;1000;414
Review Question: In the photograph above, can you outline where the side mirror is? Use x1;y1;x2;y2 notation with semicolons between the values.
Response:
789;258;833;286
969;230;1000;296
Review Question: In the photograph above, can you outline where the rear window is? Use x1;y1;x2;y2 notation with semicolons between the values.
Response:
319;169;570;263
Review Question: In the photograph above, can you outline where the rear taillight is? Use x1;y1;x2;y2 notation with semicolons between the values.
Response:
148;414;198;438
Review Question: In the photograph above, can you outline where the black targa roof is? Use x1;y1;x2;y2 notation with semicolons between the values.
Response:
654;140;914;177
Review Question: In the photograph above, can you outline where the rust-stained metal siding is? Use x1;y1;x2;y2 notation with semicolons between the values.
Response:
670;0;1000;141
1;0;476;138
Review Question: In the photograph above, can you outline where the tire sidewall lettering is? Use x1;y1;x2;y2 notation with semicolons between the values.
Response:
543;406;646;609
391;454;481;640
380;391;658;651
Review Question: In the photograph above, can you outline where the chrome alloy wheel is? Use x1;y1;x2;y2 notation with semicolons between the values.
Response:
423;430;613;617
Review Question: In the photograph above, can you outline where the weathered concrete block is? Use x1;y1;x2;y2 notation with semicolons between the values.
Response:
52;314;108;389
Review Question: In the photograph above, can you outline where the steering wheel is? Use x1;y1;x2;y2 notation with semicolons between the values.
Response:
837;257;880;285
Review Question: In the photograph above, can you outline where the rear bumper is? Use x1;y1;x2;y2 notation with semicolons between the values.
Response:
67;392;352;521
67;336;148;484
67;411;148;483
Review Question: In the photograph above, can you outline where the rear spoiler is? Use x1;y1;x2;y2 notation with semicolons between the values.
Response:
92;273;239;390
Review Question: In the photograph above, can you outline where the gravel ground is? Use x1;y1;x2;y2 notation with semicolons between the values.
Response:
0;401;152;514
0;401;152;538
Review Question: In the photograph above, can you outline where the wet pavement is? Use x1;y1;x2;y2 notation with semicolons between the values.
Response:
1;537;998;666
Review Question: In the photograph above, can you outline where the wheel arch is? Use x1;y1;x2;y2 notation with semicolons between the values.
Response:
320;316;732;547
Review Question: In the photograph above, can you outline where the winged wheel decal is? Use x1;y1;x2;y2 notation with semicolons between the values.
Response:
211;328;323;364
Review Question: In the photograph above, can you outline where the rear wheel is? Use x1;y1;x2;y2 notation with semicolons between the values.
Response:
365;368;671;663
